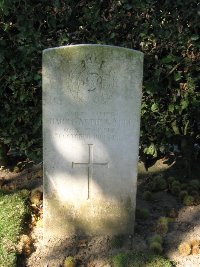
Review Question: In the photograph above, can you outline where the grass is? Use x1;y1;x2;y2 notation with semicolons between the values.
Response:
111;251;174;267
0;190;29;267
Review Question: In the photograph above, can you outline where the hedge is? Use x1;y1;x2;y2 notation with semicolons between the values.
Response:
0;0;199;163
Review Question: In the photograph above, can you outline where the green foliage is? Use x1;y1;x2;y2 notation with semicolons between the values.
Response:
0;0;199;161
111;252;174;267
0;191;29;267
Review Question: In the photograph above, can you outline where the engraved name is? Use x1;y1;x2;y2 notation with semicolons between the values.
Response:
49;112;132;141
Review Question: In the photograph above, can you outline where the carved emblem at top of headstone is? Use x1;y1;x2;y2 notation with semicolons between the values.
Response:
69;54;115;104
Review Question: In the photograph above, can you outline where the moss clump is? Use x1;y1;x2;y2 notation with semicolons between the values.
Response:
19;189;30;199
146;175;168;192
191;245;200;255
171;185;181;196
180;183;188;190
178;242;191;256
183;195;194;206
110;235;125;249
179;190;188;200
136;208;150;220
63;256;76;267
111;252;173;267
159;217;169;225
149;234;163;245
155;223;168;235
149;234;163;252
190;240;200;247
146;181;156;192
142;191;153;201
153;175;167;191
189;179;200;190
149;241;163;254
111;252;129;267
194;196;200;205
30;189;42;206
155;217;169;235
190;190;199;198
167;176;176;185
171;180;181;187
167;208;178;219
191;240;200;255
17;234;32;256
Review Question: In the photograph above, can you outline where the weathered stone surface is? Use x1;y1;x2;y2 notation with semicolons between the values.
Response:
43;44;143;237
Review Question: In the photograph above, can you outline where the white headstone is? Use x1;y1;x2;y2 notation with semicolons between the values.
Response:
43;45;143;238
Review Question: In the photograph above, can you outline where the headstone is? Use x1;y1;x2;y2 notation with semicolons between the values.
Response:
43;44;143;238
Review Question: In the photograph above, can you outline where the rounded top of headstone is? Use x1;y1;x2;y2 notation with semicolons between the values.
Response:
43;44;144;57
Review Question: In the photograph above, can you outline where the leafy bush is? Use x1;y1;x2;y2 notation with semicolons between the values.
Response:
0;0;199;162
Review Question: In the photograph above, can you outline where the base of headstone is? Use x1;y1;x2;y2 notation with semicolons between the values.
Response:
44;193;135;238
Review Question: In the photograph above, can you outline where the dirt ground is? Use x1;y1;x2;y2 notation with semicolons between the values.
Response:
0;157;200;267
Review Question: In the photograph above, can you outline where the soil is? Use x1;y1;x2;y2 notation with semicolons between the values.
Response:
0;157;200;267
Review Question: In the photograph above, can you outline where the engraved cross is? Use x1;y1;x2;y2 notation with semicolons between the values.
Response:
72;144;108;200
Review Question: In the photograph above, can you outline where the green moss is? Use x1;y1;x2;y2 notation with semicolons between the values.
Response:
111;252;173;267
149;241;163;254
179;190;188;200
155;217;169;235
0;191;29;267
171;180;181;187
112;252;129;267
111;235;125;248
63;256;76;267
142;191;153;201
190;190;199;198
158;217;169;225
19;189;30;199
178;242;191;256
171;185;181;196
167;176;176;185
146;181;157;191
153;176;167;191
136;208;150;220
149;234;163;245
189;179;200;190
180;183;188;190
183;195;194;206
